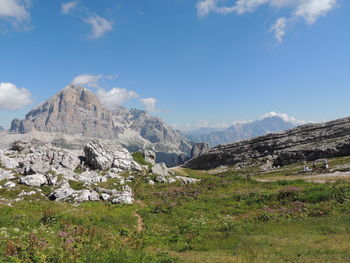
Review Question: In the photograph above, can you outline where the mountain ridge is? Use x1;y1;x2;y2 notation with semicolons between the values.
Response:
184;116;350;170
8;85;192;166
184;115;302;147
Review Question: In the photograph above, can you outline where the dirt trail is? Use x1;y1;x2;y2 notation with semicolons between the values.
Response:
133;200;145;232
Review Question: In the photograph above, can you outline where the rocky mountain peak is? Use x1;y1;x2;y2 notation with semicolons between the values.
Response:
8;85;192;166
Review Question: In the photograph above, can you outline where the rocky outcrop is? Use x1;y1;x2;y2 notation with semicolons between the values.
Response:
143;150;156;165
184;117;350;170
84;140;142;172
190;143;210;159
9;86;192;164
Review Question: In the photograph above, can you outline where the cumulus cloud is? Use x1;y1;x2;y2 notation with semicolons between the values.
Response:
71;74;103;88
0;82;32;110
196;0;338;43
0;0;31;28
61;1;78;15
84;14;112;39
262;112;306;125
140;97;157;112
97;88;139;109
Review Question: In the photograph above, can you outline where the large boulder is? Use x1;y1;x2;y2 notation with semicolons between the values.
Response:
49;182;75;201
84;140;142;172
151;162;169;177
20;174;48;187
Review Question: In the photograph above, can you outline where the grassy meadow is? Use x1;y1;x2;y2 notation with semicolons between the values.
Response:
1;157;350;262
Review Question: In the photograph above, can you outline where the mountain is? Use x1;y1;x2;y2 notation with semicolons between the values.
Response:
184;115;302;147
184;116;350;170
9;85;192;165
0;126;4;131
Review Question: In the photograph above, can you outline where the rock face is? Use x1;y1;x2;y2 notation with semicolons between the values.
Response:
190;143;210;159
84;140;142;172
184;117;350;170
9;86;192;166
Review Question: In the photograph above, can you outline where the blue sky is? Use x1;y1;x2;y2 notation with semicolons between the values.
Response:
0;0;349;129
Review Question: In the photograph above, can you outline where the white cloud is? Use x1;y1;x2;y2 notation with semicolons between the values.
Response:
196;0;338;42
71;74;103;88
140;97;157;112
61;1;78;15
293;0;337;24
270;17;288;43
0;0;31;28
0;82;32;110
84;14;112;39
262;112;306;125
97;88;138;109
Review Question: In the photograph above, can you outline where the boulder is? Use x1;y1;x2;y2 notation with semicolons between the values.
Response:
0;168;16;181
84;140;114;170
75;170;107;184
20;174;48;187
84;140;142;172
143;150;156;165
176;176;201;184
4;181;16;188
73;190;100;202
151;162;169;177
49;182;75;201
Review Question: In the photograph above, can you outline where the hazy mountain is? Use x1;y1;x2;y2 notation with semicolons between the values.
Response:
9;85;192;165
184;115;303;147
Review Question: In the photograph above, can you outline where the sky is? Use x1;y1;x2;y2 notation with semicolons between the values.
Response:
0;0;349;130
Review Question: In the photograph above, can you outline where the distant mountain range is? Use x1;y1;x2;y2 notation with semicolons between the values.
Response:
184;114;305;147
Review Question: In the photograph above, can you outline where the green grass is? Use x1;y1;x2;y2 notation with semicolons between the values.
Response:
2;156;350;262
132;152;152;168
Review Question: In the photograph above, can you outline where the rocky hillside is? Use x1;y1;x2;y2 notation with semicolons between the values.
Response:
8;86;192;166
184;115;300;147
184;116;350;170
0;140;199;205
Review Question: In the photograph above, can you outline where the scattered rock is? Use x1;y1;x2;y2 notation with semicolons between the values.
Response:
73;190;100;202
4;181;16;188
20;174;48;187
0;168;16;181
175;176;201;184
152;162;169;177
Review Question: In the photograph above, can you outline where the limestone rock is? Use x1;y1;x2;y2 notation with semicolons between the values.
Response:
49;182;75;201
4;181;16;188
0;169;16;181
20;174;48;187
84;140;142;172
73;190;100;202
175;176;201;184
143;150;156;165
151;163;169;177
